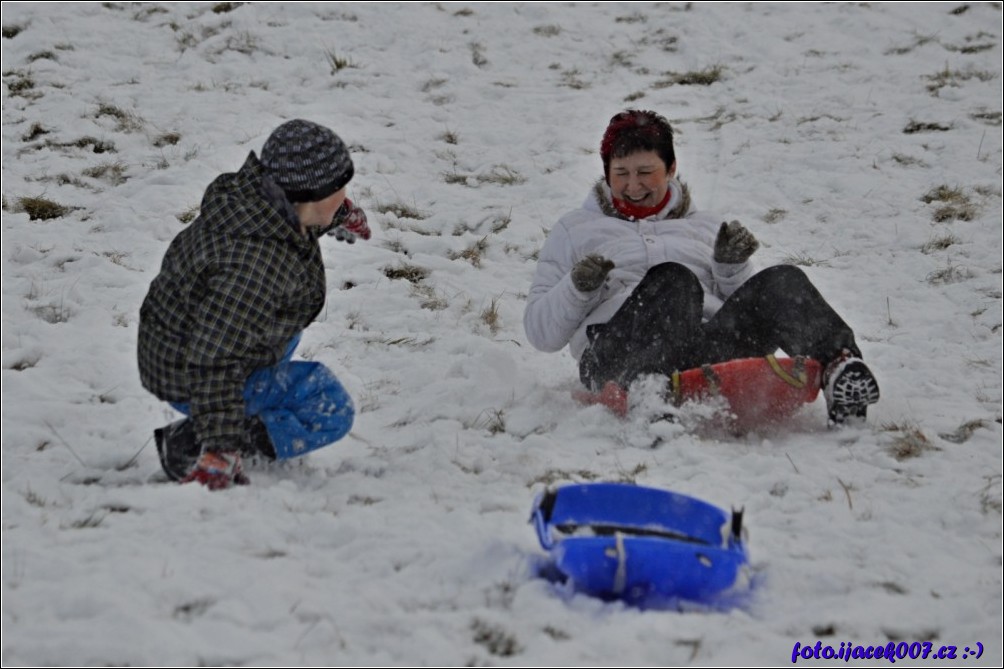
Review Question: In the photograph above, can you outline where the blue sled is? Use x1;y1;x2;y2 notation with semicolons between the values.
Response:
531;483;750;605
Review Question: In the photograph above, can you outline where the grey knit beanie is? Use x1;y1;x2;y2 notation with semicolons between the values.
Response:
260;119;354;203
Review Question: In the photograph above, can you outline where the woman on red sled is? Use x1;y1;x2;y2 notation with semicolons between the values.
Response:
523;110;879;426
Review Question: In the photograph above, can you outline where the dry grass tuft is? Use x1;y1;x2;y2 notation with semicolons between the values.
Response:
383;264;429;284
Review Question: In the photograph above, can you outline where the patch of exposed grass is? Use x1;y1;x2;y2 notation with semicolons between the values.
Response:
4;69;36;97
654;64;724;87
82;161;128;186
411;284;447;311
218;31;260;56
173;597;214;621
615;12;646;23
471;407;506;434
2;24;25;39
177;205;199;224
175;30;199;52
762;208;788;224
527;468;600;488
325;48;356;74
15;196;75;221
469;42;487;68
980;474;1002;516
66;512;106;529
610;50;634;68
797;113;845;126
932;203;977;222
781;252;829;268
921;233;961;254
428;93;454;106
903;120;952;134
640;29;679;53
36;173;90;189
542;626;570;641
62;136;116;154
22;486;47;507
421;77;447;93
21;122;49;141
884;32;938;55
480;295;502;334
450;236;489;267
213;1;242;13
384;263;429;284
490;210;512;234
95;102;143;132
560;68;589;90
921;185;967;205
689;105;737;130
471;618;522;657
371;336;434;349
381;238;407;255
445;166;525;187
439;129;459;145
924;64;995;96
891;153;929;167
482;166;526;186
921;185;979;222
31;301;72;323
376;201;427;220
534;24;561;37
926;260;974;285
943;31;996;53
938;419;988;444
881;423;940;461
152;132;181;147
27;50;57;62
970;109;1002;126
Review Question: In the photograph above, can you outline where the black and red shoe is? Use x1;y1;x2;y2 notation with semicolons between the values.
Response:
181;451;250;490
823;351;880;426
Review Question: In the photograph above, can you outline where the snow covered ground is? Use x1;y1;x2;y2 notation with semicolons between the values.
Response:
2;2;1001;665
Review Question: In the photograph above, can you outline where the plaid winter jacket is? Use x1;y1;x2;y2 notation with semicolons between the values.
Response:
138;153;327;451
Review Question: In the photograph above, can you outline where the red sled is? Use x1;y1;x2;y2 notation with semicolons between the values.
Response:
574;355;822;429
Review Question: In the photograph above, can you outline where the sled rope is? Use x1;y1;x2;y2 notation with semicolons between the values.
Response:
766;354;808;388
612;531;628;595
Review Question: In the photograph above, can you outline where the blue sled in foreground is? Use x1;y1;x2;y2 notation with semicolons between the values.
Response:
531;483;751;607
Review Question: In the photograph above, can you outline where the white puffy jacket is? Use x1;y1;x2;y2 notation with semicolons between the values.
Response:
524;178;755;360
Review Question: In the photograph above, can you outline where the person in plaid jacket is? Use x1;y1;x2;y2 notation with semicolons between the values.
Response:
138;119;371;490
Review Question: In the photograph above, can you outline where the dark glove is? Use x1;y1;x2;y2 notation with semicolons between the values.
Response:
571;255;615;292
328;198;371;243
713;220;759;263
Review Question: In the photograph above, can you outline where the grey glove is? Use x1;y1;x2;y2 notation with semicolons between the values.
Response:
571;255;615;292
714;220;759;264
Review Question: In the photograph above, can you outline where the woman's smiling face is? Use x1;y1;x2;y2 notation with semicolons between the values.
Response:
608;150;676;208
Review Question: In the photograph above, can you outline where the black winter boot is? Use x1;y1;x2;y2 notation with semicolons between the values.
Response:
154;419;202;481
244;416;277;461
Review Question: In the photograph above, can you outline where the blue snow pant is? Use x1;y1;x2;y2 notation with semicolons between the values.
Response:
171;335;355;460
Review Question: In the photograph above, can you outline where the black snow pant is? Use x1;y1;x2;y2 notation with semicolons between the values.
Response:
579;262;861;391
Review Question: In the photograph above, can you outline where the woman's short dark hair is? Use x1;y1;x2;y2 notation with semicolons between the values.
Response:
600;110;675;179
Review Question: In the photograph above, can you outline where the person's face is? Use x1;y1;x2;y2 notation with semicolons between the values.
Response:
608;150;676;208
295;187;348;230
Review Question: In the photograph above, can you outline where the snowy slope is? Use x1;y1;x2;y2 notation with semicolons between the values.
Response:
2;2;1001;665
